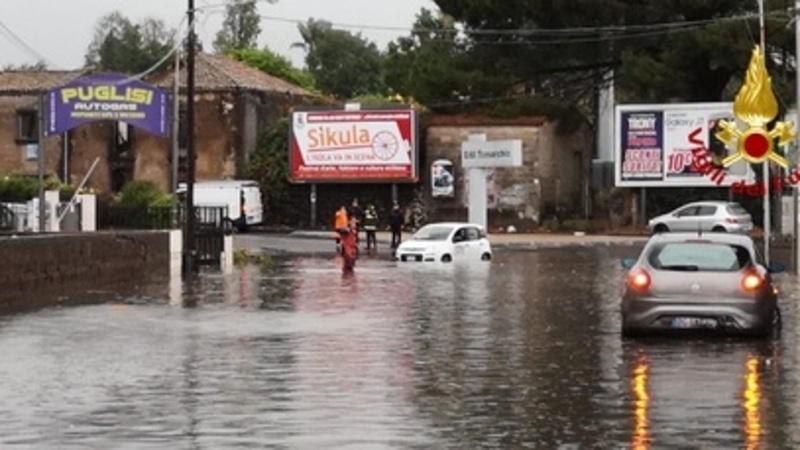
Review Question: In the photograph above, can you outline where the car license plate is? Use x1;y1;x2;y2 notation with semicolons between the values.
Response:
671;317;717;329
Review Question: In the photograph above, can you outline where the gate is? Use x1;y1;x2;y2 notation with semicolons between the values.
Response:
194;206;228;268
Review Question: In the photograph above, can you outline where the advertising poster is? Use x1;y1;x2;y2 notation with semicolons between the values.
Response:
431;159;455;198
45;73;170;138
289;109;418;183
615;103;753;187
619;111;663;182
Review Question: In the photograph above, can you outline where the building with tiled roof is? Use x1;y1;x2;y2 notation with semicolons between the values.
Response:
148;53;313;97
0;53;317;196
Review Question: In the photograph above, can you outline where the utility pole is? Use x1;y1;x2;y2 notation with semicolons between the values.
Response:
183;0;198;276
37;94;45;233
758;0;772;265
795;0;800;273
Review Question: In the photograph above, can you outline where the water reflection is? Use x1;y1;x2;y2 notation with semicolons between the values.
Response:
631;354;651;450
623;339;779;449
2;247;800;448
743;355;762;450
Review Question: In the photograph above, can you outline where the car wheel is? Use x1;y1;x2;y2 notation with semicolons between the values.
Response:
481;252;492;261
769;307;782;339
755;307;782;339
621;324;639;339
711;225;726;232
441;254;452;263
653;224;669;233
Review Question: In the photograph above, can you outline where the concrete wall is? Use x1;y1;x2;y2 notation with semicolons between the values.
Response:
0;231;170;311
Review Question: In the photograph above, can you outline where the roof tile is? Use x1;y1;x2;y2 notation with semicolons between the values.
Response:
148;53;315;97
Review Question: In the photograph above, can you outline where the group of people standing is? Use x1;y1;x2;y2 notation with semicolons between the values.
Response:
333;198;405;272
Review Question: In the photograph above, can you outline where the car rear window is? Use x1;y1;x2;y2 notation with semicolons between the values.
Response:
726;204;748;216
647;242;752;272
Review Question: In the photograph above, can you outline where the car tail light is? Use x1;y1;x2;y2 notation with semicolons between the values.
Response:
627;269;651;293
726;218;739;224
741;271;764;293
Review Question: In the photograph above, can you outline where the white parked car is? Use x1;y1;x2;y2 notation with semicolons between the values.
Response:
395;222;493;263
647;201;753;234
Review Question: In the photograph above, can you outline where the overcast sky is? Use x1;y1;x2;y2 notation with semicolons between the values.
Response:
0;0;437;70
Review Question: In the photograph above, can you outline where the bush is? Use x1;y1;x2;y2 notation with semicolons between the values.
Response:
0;175;39;202
114;180;171;208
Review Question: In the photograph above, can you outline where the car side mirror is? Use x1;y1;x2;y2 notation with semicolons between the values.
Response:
621;257;637;269
768;261;786;273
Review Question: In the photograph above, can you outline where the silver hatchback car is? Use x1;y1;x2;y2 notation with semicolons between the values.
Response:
620;232;784;338
647;201;753;234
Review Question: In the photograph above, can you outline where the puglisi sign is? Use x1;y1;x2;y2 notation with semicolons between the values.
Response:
44;73;170;137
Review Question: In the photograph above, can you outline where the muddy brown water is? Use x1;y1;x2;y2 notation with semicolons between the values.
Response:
1;246;800;448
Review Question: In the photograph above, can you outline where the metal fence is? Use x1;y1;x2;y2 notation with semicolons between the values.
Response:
97;204;175;230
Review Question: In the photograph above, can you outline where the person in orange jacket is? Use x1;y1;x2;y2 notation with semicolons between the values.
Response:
340;217;358;273
333;205;349;254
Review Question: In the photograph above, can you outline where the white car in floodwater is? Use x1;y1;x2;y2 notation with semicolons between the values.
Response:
395;222;493;263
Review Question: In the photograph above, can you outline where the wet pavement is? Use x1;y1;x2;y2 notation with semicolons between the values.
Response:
2;235;800;448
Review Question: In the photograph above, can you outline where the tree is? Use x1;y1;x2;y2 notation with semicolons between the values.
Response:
213;0;265;53
247;117;291;217
227;47;316;91
295;19;385;100
432;0;795;105
384;9;475;107
2;61;47;71
84;12;174;74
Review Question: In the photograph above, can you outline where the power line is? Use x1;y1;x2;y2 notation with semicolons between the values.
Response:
0;17;59;68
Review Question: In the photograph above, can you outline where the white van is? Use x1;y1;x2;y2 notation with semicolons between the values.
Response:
178;180;264;232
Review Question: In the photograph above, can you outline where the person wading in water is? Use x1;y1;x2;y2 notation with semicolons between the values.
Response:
339;217;359;273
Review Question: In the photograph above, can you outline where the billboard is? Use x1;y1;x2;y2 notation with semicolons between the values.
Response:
45;73;170;138
289;109;418;183
614;103;754;187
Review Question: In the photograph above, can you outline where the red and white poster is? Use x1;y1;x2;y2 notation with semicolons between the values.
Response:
289;109;418;183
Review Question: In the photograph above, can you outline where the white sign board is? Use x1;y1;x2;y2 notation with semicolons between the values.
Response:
462;139;523;168
614;102;754;187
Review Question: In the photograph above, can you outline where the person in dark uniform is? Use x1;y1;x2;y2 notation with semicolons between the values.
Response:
389;201;403;250
362;203;379;253
348;198;363;245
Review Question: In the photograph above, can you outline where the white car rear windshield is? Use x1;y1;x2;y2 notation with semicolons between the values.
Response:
726;204;749;216
647;242;751;272
412;225;455;241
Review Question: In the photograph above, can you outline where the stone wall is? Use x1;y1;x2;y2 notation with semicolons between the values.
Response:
424;116;593;230
0;231;170;311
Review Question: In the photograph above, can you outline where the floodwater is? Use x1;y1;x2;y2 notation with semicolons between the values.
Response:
2;245;800;449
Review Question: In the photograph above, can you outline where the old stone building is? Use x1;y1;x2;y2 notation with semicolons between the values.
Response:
423;115;593;230
0;70;83;186
0;53;316;196
145;52;317;191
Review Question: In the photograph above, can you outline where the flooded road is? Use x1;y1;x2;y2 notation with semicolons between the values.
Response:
2;243;800;448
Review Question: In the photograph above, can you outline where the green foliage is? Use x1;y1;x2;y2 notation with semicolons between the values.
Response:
431;0;795;106
384;9;477;107
3;61;47;71
233;248;273;268
0;175;39;202
213;0;264;53
296;19;385;99
84;12;174;73
247;117;291;215
227;47;317;91
114;180;171;208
